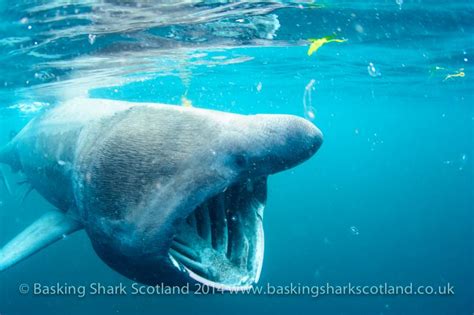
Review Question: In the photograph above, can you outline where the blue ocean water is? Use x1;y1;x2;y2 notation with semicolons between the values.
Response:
0;1;473;314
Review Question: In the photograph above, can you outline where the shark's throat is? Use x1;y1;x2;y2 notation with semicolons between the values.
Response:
169;177;266;289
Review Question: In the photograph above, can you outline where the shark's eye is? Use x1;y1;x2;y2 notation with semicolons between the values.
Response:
234;153;248;168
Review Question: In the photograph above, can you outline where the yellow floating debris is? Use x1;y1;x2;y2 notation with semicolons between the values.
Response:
444;69;465;81
307;36;347;56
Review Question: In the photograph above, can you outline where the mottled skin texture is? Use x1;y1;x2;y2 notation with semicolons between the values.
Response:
0;98;323;287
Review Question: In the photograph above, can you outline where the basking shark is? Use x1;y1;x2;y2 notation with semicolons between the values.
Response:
0;98;322;290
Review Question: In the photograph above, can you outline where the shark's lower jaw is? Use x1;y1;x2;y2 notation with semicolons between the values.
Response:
169;178;266;290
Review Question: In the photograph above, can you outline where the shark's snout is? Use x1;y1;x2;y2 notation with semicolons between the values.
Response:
250;114;323;175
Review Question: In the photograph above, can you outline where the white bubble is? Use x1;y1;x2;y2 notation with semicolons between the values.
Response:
350;226;360;236
355;24;364;33
368;62;381;77
459;154;467;171
88;34;96;45
303;79;316;121
256;82;262;92
396;0;403;9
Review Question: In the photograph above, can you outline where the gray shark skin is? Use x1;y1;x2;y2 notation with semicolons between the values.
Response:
0;98;322;290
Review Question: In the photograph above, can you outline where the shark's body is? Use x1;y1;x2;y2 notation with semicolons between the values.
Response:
0;98;322;290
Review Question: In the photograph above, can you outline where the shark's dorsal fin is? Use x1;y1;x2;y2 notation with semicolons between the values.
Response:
0;211;83;271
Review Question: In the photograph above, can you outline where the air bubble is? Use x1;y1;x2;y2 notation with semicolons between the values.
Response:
396;0;403;9
350;226;360;236
368;62;381;77
303;79;316;121
355;24;364;33
88;34;96;45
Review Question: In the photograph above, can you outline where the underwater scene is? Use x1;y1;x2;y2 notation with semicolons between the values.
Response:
0;1;472;315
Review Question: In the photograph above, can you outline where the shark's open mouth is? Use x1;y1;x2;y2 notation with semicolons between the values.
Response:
169;177;267;290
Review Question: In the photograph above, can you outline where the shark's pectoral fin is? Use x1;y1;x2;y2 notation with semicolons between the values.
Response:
0;167;12;195
0;211;83;271
0;142;21;172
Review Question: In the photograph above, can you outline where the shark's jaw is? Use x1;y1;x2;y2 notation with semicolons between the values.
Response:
168;177;266;290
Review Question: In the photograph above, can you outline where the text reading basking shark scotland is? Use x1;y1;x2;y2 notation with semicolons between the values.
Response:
0;98;322;290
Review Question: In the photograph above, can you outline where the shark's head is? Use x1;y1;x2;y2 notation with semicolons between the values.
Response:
76;105;322;290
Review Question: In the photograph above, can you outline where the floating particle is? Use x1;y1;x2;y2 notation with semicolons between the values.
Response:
350;226;360;236
307;36;347;56
256;82;262;92
231;215;238;222
367;62;381;77
20;17;28;24
355;128;359;135
88;34;96;45
303;79;316;120
27;25;32;30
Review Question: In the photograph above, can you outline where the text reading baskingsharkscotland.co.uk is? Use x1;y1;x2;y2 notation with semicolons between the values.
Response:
17;282;455;299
